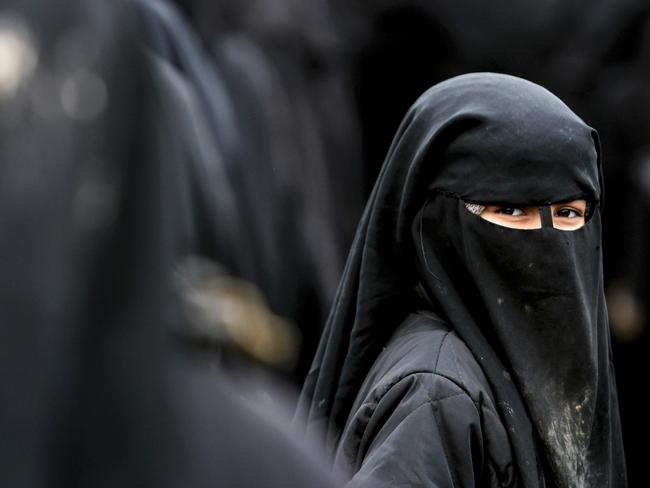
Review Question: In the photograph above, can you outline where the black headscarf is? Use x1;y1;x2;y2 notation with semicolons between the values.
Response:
298;73;626;487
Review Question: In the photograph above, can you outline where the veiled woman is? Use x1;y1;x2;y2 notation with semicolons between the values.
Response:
298;73;626;487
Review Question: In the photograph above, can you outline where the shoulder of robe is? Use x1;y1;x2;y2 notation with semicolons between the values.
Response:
357;311;499;409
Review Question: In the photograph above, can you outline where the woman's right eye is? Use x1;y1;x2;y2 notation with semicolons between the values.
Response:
496;207;525;216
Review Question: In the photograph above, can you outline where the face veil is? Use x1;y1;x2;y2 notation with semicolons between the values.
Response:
297;73;626;488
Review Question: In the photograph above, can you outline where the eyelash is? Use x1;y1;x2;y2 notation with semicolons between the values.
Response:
496;206;584;218
496;207;526;216
555;207;583;219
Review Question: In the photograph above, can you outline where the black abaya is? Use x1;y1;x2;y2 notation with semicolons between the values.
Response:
299;73;626;487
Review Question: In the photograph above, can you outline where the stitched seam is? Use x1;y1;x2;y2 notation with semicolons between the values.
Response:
360;370;479;411
415;393;480;488
375;392;469;436
433;331;452;372
402;392;469;417
431;396;462;488
440;331;466;393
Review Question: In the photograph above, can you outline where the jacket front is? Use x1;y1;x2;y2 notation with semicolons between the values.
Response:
335;312;517;488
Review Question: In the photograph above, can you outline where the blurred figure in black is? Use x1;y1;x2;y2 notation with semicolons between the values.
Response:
166;0;366;383
0;0;343;485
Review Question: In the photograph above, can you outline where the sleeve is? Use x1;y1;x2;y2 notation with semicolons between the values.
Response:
339;373;486;488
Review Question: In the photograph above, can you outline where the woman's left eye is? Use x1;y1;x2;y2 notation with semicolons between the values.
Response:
555;208;582;219
497;207;525;216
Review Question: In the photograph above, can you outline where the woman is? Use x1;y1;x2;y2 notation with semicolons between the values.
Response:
298;73;626;487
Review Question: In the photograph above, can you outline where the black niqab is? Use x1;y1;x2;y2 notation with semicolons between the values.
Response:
299;73;626;487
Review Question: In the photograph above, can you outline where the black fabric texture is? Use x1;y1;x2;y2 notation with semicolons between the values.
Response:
335;312;516;487
298;73;626;487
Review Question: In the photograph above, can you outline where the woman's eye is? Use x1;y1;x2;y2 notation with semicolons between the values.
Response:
555;208;582;219
497;207;525;216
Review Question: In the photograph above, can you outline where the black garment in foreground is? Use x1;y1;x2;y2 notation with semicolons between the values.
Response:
336;311;516;487
298;73;626;487
0;1;342;486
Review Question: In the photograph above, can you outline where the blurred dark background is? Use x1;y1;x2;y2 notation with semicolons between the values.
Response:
0;0;647;485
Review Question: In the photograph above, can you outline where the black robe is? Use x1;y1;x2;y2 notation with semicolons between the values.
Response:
298;73;626;487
